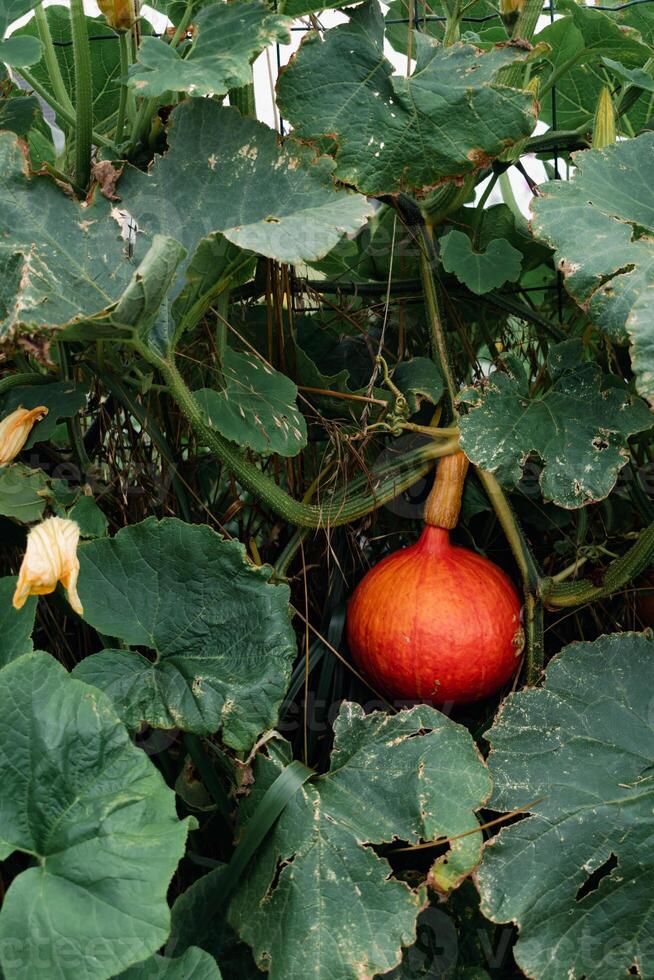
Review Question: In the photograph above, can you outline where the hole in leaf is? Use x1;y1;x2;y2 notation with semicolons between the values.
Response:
575;852;618;902
264;215;280;223
402;727;431;740
264;853;296;902
592;436;609;451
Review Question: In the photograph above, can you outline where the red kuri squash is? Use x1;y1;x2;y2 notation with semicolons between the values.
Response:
346;451;524;705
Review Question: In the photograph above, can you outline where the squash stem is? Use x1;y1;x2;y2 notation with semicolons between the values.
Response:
424;451;469;529
512;0;545;41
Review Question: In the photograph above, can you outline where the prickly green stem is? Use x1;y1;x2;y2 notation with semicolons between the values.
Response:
542;522;654;608
69;0;94;189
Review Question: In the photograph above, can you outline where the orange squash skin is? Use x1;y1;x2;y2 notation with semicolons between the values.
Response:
346;526;524;704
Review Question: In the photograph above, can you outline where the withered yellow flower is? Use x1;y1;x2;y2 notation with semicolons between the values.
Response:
499;0;524;14
13;517;83;615
97;0;138;30
0;406;48;466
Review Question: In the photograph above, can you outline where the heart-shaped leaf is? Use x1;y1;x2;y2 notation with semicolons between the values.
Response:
459;341;652;507
73;518;296;749
440;231;523;294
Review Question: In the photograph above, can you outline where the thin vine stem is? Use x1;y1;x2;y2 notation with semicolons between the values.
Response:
418;228;458;417
131;338;459;528
0;372;51;396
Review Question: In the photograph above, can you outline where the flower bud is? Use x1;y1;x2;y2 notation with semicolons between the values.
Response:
13;517;83;615
97;0;138;30
592;87;617;149
0;406;48;466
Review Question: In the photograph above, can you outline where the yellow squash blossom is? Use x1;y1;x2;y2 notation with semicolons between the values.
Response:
97;0;138;30
13;517;83;615
0;406;48;466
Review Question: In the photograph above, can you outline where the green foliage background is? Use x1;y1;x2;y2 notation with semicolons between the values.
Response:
0;0;653;977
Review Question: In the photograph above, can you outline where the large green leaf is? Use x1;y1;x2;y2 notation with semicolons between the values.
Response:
440;231;522;295
72;518;296;748
0;576;35;666
195;348;307;457
120;99;372;265
476;632;654;980
128;1;290;98
116;948;222;980
531;134;654;403
15;6;123;131
0;133;135;344
0;652;192;980
1;380;87;447
277;1;537;196
230;702;491;980
458;341;652;507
